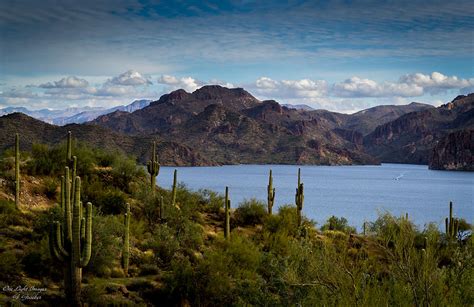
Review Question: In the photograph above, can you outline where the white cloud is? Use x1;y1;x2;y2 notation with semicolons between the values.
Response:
39;76;89;88
399;72;474;94
332;73;474;98
109;70;152;86
157;75;203;92
251;77;328;100
332;77;423;97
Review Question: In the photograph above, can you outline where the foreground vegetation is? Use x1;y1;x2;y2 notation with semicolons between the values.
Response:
0;134;472;306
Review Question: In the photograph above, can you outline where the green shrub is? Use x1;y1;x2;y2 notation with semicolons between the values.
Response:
42;178;58;199
139;264;160;276
321;216;356;234
234;198;267;227
87;214;123;276
199;189;224;214
0;250;23;284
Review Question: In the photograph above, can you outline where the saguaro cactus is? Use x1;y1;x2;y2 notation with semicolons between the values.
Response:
224;186;231;239
147;142;160;191
158;195;164;221
171;169;177;207
445;201;459;239
295;168;304;227
267;170;275;215
66;131;73;166
122;203;130;277
49;164;92;307
14;133;20;209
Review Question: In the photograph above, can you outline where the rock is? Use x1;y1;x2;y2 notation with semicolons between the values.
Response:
119;285;129;297
429;129;473;171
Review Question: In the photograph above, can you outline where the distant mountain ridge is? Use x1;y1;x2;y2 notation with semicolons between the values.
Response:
1;86;471;170
0;99;151;125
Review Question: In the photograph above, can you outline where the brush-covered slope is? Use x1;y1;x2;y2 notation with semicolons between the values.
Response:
0;113;211;165
364;94;474;165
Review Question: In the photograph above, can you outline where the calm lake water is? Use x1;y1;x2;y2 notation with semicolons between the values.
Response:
157;164;473;230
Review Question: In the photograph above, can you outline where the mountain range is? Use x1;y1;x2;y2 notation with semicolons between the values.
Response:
0;86;472;170
0;99;151;125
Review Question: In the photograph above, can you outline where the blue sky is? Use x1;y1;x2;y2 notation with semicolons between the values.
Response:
0;0;473;113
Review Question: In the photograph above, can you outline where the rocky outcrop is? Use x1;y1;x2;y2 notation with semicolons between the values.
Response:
429;130;473;171
363;94;474;165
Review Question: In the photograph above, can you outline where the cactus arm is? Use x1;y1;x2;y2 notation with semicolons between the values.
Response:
80;202;92;267
80;218;85;241
54;222;69;259
50;223;65;262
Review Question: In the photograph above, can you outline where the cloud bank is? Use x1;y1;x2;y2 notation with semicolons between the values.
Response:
1;71;472;113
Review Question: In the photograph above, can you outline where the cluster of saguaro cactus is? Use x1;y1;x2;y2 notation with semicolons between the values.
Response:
445;201;459;239
49;164;92;306
147;142;160;191
122;203;130;277
171;169;177;207
267;170;275;215
14;133;20;209
295;168;304;227
224;186;231;239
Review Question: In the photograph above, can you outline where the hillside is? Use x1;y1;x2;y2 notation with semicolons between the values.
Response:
0;140;472;306
0;113;211;166
1;87;472;169
429;129;473;171
92;86;380;165
343;102;435;135
364;94;474;165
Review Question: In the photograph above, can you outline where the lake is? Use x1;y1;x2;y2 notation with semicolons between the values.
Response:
157;164;473;230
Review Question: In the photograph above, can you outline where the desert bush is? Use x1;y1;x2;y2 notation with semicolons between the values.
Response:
0;199;25;228
234;198;266;226
87;214;123;276
42;177;58;199
321;215;356;233
0;250;23;284
199;189;224;214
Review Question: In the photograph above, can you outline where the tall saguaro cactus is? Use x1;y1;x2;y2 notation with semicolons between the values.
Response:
66;131;73;166
445;201;459;239
49;165;92;307
171;169;177;207
147;142;160;191
267;170;275;215
224;186;231;239
122;203;130;277
295;168;304;227
159;195;164;221
14;133;20;209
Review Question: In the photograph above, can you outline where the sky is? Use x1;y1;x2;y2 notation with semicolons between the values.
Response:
0;0;473;113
